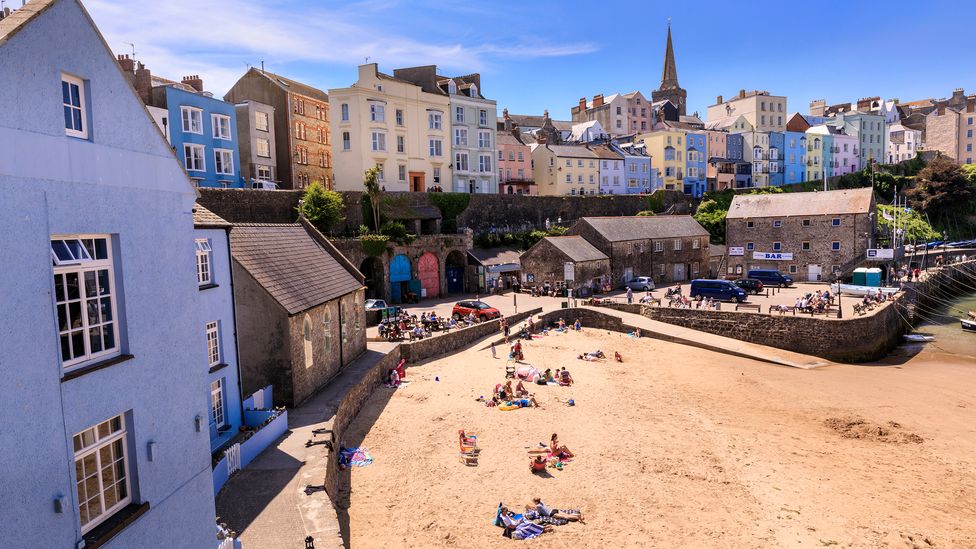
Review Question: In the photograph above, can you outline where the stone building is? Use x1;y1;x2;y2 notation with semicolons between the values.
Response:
233;100;278;188
652;22;687;116
925;96;976;164
224;68;333;190
519;236;610;294
230;220;365;407
566;216;710;286
571;91;654;136
725;188;876;282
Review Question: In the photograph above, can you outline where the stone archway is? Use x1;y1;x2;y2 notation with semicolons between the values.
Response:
359;256;385;300
417;252;440;299
445;250;466;294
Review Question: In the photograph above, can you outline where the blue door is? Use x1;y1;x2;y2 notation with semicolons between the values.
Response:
389;254;411;303
446;266;464;294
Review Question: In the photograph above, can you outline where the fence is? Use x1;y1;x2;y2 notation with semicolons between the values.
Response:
212;385;289;496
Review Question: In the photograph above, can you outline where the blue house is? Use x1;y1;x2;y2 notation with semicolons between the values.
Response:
684;131;707;197
727;133;752;188
148;78;244;188
610;141;653;194
0;0;218;546
783;131;808;184
768;131;785;186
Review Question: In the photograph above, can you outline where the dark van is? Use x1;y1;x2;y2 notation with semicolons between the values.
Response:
690;279;748;302
747;269;793;287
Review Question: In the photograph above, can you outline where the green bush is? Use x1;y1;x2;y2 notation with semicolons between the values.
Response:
380;220;415;245
360;234;389;257
298;182;344;234
428;193;471;233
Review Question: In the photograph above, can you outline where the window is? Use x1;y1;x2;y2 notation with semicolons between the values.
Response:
341;103;349;122
73;414;131;533
616;106;622;115
342;132;351;151
577;159;583;167
254;111;269;132
62;74;88;138
423;138;440;157
214;149;234;175
789;265;797;274
184;144;205;171
831;241;841;251
802;241;811;250
455;106;465;123
565;174;572;183
52;236;119;368
369;102;385;122
773;242;782;251
498;150;504;162
256;165;271;181
396;109;404;126
375;163;385;181
772;220;782;228
746;221;754;228
398;164;406;182
370;131;386;151
478;131;492;148
181;106;203;134
479;154;492;173
746;242;755;251
256;138;271;158
658;263;666;275
205;321;221;366
455;152;468;171
692;238;700;249
517;151;524;162
195;239;212;285
831;218;841;226
455;128;468;146
691;262;700;276
297;99;305;115
396;135;405;154
211;114;231;140
673;239;682;251
480;109;488;126
428;111;442;130
653;241;664;252
210;379;225;428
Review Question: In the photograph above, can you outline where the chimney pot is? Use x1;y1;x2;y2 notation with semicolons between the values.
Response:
738;89;746;99
716;95;723;104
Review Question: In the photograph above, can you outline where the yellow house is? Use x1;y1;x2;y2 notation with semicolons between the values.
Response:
329;63;451;191
637;130;686;191
531;144;600;195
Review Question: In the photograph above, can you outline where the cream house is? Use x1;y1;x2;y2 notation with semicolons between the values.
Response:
329;63;451;191
532;144;600;195
707;90;787;133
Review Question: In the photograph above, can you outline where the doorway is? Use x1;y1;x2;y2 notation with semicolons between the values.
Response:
673;263;685;281
409;172;425;192
807;264;822;282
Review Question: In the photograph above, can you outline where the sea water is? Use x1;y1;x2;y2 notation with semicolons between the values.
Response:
914;291;976;358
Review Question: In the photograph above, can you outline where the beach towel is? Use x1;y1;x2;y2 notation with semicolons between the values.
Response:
338;447;373;467
516;366;540;381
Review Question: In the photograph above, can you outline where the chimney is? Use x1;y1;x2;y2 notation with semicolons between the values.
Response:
134;62;152;105
936;100;947;116
117;54;134;73
503;108;513;133
181;75;204;92
738;89;746;99
716;95;723;104
579;97;587;112
593;94;604;107
967;97;975;113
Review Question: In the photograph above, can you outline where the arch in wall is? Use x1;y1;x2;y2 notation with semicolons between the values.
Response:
445;250;466;294
359;256;385;300
389;254;412;303
303;314;313;369
417;252;440;299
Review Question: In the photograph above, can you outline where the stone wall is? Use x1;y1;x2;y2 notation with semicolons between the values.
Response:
399;308;542;363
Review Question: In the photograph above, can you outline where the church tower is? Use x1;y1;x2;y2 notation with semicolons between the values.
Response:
651;21;687;116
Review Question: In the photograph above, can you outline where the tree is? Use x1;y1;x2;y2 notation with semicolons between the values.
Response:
298;181;344;234
906;155;976;235
362;166;382;232
876;205;939;244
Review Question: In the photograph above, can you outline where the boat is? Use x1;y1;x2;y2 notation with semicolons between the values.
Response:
904;334;936;342
830;283;901;297
962;318;976;333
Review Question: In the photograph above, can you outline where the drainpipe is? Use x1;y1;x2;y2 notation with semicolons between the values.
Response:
225;227;246;419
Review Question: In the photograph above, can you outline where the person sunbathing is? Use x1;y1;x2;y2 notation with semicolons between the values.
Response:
558;368;573;386
577;354;598;361
515;380;530;397
614;351;623;362
573;319;582;331
508;396;540;408
541;369;554;383
550;433;574;459
499;505;552;540
504;380;514;398
494;383;508;400
530;455;547;474
528;498;584;523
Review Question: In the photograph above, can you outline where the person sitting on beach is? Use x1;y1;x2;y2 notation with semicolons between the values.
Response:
614;351;623;362
448;317;458;330
499;505;552;540
527;317;535;332
528;498;584;523
558;318;567;330
558;368;574;386
495;383;508;400
573;319;582;331
412;325;424;339
387;367;400;387
504;380;514;398
541;369;554;383
530;455;547;474
550;433;574;459
515;380;530;397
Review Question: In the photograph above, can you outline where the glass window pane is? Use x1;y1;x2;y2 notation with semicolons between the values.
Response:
73;109;83;131
89;326;102;353
66;272;79;300
102;324;115;350
58;304;68;331
61;334;72;361
71;331;85;359
52;240;72;262
100;299;112;322
110;416;121;433
62;80;71;104
98;420;110;439
84;271;97;298
54;273;65;300
68;302;81;329
87;301;100;325
97;269;110;295
70;84;81;107
86;499;102;523
64;106;74;129
94;238;108;260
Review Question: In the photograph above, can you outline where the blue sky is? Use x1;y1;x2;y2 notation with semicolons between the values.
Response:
87;0;975;120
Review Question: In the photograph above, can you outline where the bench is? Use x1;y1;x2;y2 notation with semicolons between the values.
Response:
735;303;762;313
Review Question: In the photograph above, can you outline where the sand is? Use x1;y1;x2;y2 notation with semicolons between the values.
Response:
341;329;976;548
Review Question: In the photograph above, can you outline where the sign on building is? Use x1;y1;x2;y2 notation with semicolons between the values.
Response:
728;246;744;256
866;248;895;260
563;262;575;281
752;252;793;261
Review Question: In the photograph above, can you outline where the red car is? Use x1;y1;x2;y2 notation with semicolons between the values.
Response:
452;300;501;322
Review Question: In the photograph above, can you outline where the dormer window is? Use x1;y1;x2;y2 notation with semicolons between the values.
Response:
447;80;457;94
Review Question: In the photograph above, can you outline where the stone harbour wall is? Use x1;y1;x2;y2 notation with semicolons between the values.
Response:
400;308;542;363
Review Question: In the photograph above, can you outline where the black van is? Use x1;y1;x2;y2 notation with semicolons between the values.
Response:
747;269;793;288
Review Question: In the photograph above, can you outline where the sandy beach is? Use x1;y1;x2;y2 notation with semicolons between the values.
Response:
341;327;976;548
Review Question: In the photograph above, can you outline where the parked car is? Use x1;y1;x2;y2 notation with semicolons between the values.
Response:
625;276;656;291
747;269;793;288
364;299;389;310
733;278;764;294
452;300;502;322
690;279;748;303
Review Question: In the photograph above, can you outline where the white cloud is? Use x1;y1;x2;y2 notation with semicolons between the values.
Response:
84;0;598;96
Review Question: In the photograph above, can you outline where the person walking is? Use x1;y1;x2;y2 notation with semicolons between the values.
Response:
626;286;633;304
491;341;497;359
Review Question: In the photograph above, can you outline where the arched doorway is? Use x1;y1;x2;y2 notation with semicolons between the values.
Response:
389;254;411;303
359;257;384;300
445;250;466;294
417;252;439;299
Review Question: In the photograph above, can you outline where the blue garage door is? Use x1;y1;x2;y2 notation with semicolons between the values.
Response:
389;254;411;303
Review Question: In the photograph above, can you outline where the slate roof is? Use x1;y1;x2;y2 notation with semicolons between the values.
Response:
588;144;624;160
541;236;608;262
726;188;874;219
709;244;727;258
192;204;231;228
255;68;329;103
469;247;521;266
547;144;598;158
230;223;361;315
576;216;709;242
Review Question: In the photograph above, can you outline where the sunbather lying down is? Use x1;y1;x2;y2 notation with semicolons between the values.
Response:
577;354;600;361
526;498;584;523
507;396;540;409
498;505;553;540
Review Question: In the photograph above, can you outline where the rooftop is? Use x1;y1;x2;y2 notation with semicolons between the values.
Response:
192;204;231;229
254;67;329;103
576;216;709;242
727;188;874;219
538;236;608;263
468;247;521;266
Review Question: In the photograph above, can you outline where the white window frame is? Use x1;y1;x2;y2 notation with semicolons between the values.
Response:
455;106;465;123
341;103;350;122
831;241;841;251
214;148;234;175
342;132;351;151
255;111;269;132
369;102;385;122
480;109;488;126
73;414;131;534
454;128;468;146
673;239;682;251
184;144;205;172
303;314;314;368
210;379;225;428
181;106;203;134
211;114;232;140
428;138;443;157
772;220;782;228
478;130;492;148
654;241;664;253
455;152;468;172
52;235;120;369
62;73;88;139
370;131;386;152
396;135;405;153
395;109;404;126
831;218;841;226
398;164;407;182
255;138;271;158
692;238;700;249
195;238;213;285
773;242;782;251
206;320;220;366
256;165;272;181
479;154;492;173
429;111;442;130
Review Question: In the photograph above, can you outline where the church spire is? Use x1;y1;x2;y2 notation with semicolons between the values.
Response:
660;19;679;88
